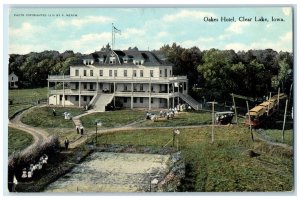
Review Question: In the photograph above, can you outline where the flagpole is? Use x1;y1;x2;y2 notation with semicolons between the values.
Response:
112;23;113;50
114;30;116;50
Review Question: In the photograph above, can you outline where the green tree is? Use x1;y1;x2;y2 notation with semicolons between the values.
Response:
276;52;293;93
197;49;238;100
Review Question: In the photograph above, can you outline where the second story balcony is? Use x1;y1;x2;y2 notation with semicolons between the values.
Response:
49;88;182;97
48;75;187;83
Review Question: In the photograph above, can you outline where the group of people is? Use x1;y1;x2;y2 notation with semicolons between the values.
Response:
159;109;176;120
21;154;48;179
63;124;85;150
63;112;72;120
52;108;72;120
75;124;85;135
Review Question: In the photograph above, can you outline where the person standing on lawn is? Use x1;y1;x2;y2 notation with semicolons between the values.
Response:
64;137;69;150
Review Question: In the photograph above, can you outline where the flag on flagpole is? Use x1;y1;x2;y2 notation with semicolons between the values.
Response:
113;26;121;34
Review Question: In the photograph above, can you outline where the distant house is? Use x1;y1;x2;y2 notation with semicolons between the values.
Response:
9;72;19;88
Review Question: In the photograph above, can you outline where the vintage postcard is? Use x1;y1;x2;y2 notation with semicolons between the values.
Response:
6;6;294;194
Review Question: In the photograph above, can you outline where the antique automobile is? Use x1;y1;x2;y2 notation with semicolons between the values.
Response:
215;111;234;125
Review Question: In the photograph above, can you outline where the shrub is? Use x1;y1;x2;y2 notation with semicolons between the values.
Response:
8;135;60;184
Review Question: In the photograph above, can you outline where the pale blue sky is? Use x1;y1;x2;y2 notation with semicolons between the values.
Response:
8;7;293;54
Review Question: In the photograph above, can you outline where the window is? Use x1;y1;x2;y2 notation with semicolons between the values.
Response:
75;96;79;101
133;97;137;103
165;69;167;77
90;70;93;76
160;85;164;92
65;96;68;101
170;70;172;76
160;70;162;77
124;85;128;91
83;96;87;101
99;70;103;77
140;97;143;103
124;97;127;103
114;70;117;77
140;70;143;77
89;84;93;90
83;83;87;89
140;84;143;91
150;70;154;77
151;98;153;104
12;77;14;81
133;70;137;77
84;70;87;76
59;95;62;101
124;70;127;77
160;98;163;103
109;70;112;77
110;56;116;64
133;85;137;91
151;85;154;92
75;70;79;76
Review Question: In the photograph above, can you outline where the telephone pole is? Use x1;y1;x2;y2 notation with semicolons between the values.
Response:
282;99;288;143
207;101;218;143
246;101;254;142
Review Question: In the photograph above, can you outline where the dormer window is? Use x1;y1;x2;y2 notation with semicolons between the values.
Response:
134;60;141;65
110;57;116;64
109;52;116;64
98;58;104;64
83;59;94;65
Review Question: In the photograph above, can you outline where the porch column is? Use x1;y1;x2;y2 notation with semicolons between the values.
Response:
96;79;99;94
131;82;133;109
114;82;116;93
79;81;81;108
167;98;170;109
114;82;116;107
47;78;49;105
63;81;65;107
177;82;180;106
172;83;175;108
167;83;170;109
149;81;151;110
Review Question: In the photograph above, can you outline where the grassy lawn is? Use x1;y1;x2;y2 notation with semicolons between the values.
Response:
9;104;32;119
45;128;81;145
9;87;47;118
95;126;293;192
21;107;85;128
8;127;34;156
138;111;212;127
80;110;146;128
258;129;293;146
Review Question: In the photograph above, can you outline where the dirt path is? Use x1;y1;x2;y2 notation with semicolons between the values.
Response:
9;105;49;154
8;106;226;151
10;106;293;154
254;129;293;151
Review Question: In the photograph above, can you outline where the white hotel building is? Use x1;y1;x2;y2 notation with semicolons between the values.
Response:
47;49;200;111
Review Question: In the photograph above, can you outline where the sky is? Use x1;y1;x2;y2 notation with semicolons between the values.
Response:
8;7;293;54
